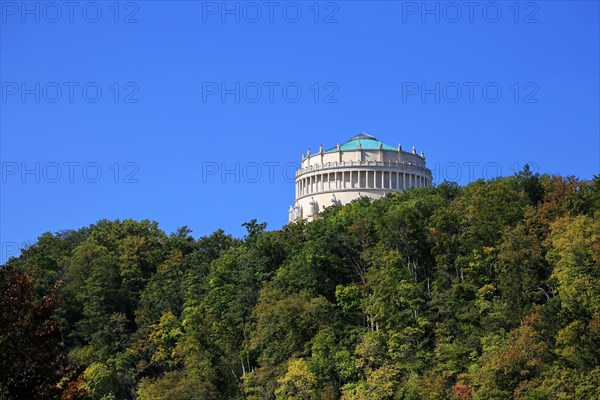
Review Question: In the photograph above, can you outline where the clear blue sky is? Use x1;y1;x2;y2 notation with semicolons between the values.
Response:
1;1;599;262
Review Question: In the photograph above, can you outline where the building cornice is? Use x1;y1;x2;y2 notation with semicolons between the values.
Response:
296;160;431;178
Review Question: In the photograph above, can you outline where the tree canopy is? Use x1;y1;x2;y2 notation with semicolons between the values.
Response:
2;170;600;399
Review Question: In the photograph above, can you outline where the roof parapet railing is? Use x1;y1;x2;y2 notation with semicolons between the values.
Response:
296;164;432;178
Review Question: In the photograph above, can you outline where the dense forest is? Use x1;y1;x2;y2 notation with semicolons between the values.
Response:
2;168;600;400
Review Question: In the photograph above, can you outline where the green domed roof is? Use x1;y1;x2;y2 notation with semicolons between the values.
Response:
326;133;396;152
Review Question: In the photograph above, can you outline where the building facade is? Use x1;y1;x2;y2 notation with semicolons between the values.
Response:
289;133;433;222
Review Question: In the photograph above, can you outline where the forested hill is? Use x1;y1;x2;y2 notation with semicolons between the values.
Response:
2;169;600;400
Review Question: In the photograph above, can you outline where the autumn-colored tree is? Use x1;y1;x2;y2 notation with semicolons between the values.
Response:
0;266;64;399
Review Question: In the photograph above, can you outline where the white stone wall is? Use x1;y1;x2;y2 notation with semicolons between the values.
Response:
300;148;426;169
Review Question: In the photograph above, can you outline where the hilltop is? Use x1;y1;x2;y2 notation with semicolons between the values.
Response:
2;168;600;400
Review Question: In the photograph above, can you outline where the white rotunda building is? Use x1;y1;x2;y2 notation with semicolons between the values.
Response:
289;133;433;223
